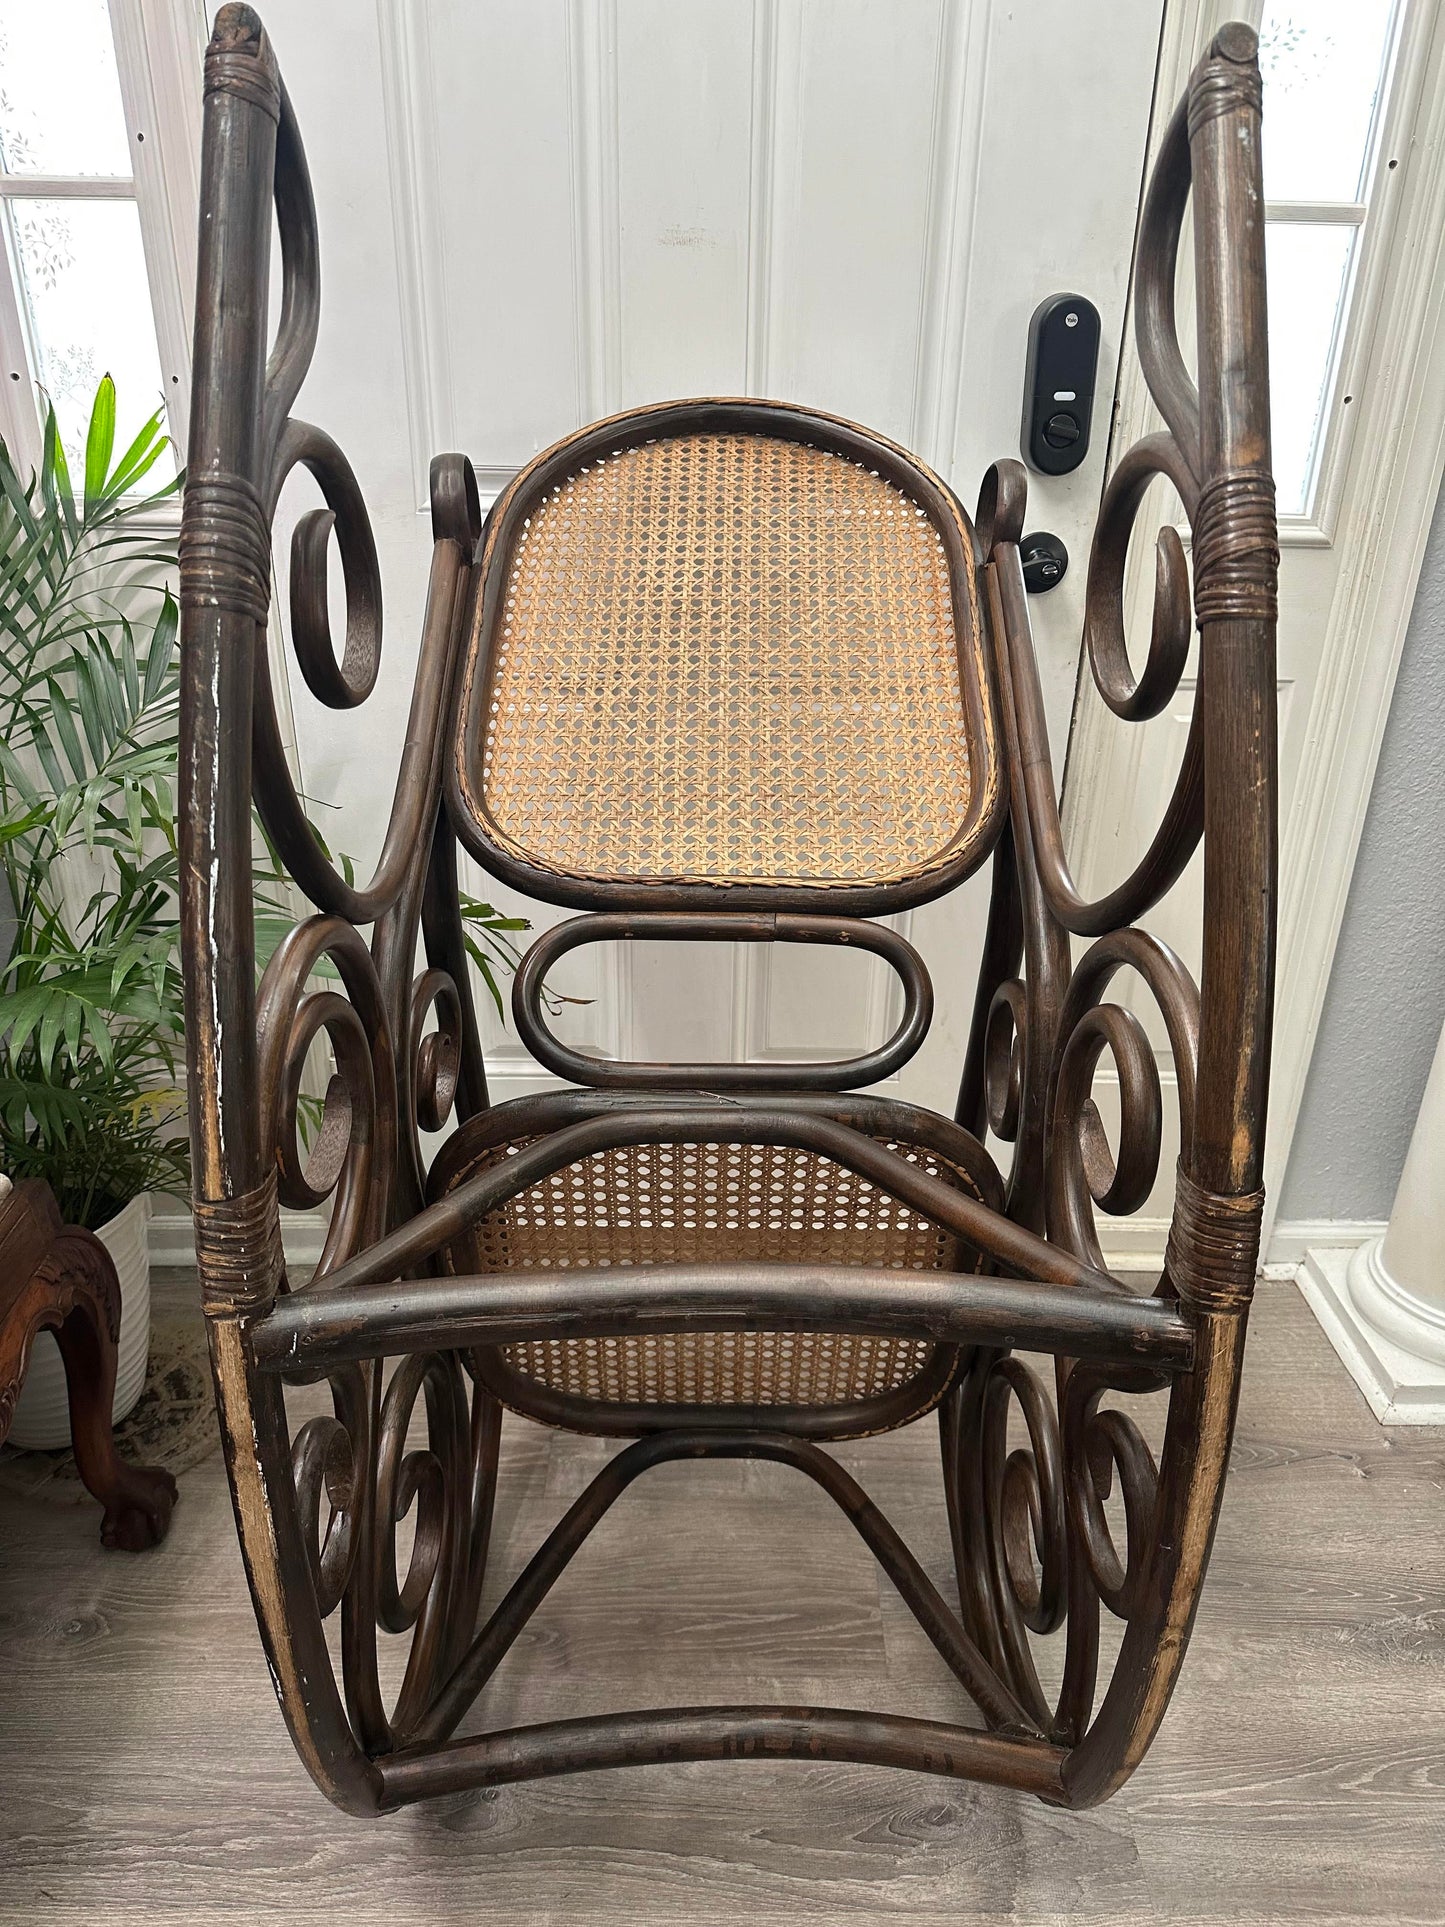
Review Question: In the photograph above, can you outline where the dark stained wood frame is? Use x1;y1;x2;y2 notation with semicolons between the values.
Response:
510;912;935;1090
179;6;1276;1819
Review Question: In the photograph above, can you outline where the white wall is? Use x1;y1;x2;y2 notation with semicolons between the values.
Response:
1279;475;1445;1223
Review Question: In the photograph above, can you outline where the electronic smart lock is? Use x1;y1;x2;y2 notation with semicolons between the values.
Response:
1020;293;1101;476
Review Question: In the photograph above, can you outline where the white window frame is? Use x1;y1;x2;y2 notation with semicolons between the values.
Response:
0;0;206;479
1269;0;1427;548
0;0;303;780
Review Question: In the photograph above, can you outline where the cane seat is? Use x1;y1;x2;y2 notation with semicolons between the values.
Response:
428;1099;1001;1437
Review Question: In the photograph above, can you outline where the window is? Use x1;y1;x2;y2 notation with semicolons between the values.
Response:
0;0;198;482
1260;0;1404;517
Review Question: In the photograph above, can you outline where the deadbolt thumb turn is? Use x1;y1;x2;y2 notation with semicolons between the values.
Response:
1021;531;1069;593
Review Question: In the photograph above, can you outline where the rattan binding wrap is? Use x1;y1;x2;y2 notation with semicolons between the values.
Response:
469;420;985;892
442;1134;984;1429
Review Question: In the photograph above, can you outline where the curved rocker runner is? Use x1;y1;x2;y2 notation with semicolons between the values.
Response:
180;5;1278;1817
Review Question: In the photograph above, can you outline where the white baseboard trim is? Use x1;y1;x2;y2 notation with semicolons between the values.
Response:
147;1203;1397;1283
152;1202;1180;1273
1265;1217;1389;1267
1296;1246;1445;1425
1098;1215;1392;1276
149;1203;329;1269
153;1202;1180;1272
1096;1219;1168;1273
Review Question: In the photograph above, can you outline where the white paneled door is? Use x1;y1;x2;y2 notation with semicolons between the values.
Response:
273;1;1165;1108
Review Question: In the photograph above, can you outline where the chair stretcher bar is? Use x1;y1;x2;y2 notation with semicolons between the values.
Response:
378;1707;1068;1805
312;1104;1130;1302
248;1261;1194;1376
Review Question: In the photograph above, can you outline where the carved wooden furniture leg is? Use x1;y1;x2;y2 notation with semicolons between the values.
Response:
0;1178;177;1551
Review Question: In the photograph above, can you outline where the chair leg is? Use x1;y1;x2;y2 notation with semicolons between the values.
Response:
1060;1303;1250;1806
46;1231;178;1551
936;1310;1250;1805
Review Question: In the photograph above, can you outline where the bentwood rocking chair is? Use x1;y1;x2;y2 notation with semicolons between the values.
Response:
180;7;1277;1817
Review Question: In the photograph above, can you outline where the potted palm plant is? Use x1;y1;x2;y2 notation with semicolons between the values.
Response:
0;381;184;1446
1;380;535;1450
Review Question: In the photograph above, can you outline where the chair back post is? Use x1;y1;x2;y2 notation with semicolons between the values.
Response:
179;6;274;1220
1063;23;1277;1809
1160;22;1278;1334
179;5;287;1328
1186;21;1279;1211
179;6;385;1816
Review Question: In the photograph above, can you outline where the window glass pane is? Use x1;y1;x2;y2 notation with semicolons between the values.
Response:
1259;0;1397;204
1265;222;1354;515
0;0;132;178
10;198;173;480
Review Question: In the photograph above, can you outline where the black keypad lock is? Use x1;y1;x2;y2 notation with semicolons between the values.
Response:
1020;293;1101;476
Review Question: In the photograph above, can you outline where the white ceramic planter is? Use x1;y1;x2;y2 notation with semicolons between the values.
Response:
7;1193;152;1451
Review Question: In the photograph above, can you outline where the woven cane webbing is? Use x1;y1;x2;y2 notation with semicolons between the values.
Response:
447;1135;982;1413
477;431;978;890
503;1330;933;1410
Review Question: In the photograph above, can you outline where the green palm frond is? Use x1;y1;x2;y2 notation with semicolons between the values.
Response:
0;379;188;1229
0;377;531;1229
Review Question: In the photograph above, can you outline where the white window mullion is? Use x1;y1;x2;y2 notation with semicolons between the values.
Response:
1265;200;1368;227
1257;0;1412;522
0;0;203;475
108;0;206;444
0;176;135;200
0;202;41;472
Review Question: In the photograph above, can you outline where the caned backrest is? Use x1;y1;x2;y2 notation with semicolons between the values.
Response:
448;400;1002;914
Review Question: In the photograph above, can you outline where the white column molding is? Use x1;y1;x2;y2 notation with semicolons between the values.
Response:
1298;1019;1445;1424
1347;1024;1445;1359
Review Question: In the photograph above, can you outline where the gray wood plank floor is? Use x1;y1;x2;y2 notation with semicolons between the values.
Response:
2;1276;1443;1926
